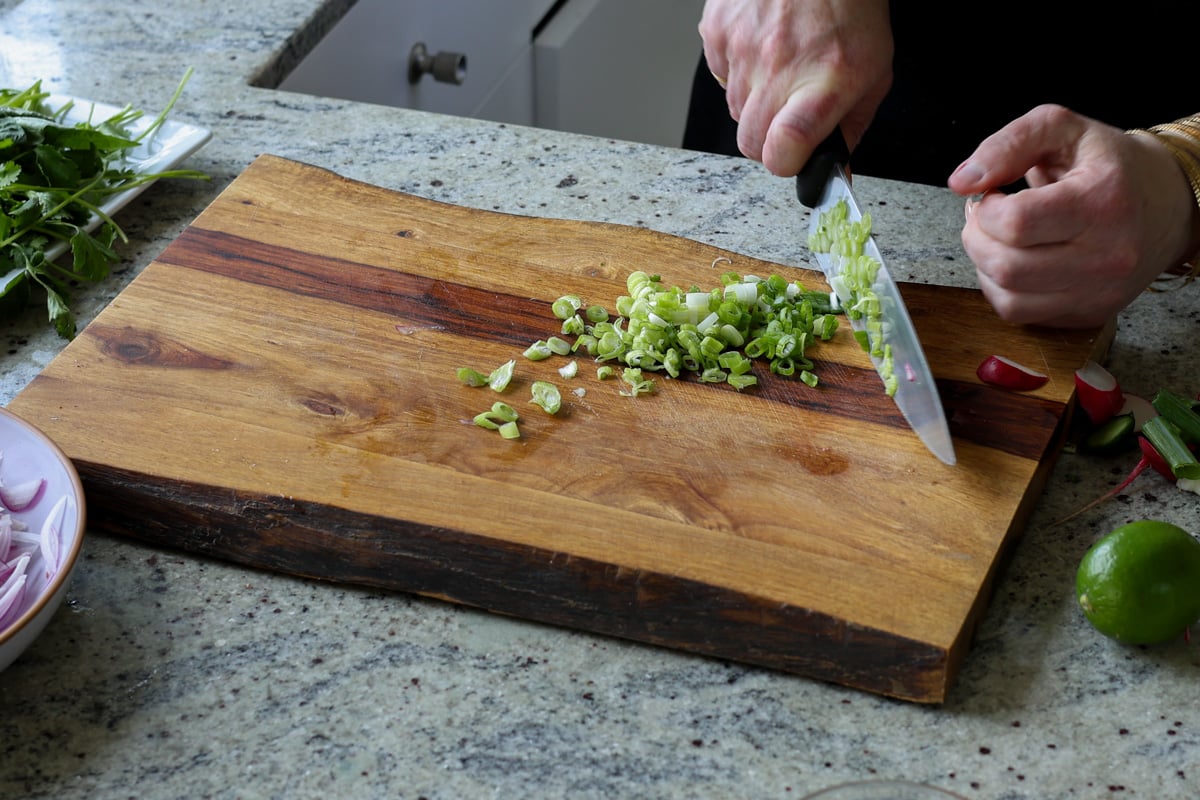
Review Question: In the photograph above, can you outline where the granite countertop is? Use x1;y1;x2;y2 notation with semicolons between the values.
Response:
2;1;1199;798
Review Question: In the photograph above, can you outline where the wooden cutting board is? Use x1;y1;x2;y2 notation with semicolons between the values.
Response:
8;154;1112;702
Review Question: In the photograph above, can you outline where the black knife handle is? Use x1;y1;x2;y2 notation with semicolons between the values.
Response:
795;128;851;208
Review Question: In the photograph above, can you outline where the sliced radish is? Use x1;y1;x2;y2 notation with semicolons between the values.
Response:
1138;434;1177;482
1074;360;1124;424
977;355;1049;391
0;478;46;512
1118;393;1158;432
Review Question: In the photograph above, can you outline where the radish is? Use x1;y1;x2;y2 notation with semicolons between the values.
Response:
1118;393;1157;432
976;355;1049;391
1074;360;1124;424
1137;434;1177;481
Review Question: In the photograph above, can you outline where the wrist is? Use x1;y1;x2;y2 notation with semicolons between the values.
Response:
1127;116;1200;283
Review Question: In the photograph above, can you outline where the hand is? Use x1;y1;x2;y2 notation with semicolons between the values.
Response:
949;104;1200;328
698;0;893;177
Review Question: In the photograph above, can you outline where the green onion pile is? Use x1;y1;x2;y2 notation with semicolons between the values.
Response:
537;268;841;392
459;267;846;438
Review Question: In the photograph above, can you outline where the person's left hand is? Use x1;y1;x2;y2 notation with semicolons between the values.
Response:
948;104;1200;328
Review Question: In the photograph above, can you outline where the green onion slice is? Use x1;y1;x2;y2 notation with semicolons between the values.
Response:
530;380;563;414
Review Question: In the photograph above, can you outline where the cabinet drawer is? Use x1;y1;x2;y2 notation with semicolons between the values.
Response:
279;0;557;124
534;0;705;146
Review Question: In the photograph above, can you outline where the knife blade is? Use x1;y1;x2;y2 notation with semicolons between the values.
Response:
796;131;956;466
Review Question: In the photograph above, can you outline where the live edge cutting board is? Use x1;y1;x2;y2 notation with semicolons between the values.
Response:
9;155;1113;702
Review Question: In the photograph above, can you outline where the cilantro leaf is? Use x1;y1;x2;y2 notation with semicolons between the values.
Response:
0;68;208;339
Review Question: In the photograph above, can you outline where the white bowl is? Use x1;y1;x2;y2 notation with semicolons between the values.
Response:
0;406;86;673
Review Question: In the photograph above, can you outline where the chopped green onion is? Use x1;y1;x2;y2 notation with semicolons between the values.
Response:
560;315;586;336
552;295;583;319
473;412;500;430
474;401;519;431
1151;388;1200;443
457;367;490;387
585;304;609;323
1142;416;1200;480
546;336;572;356
523;341;554;361
490;401;518;422
809;198;896;396
530;380;563;414
488;360;515;391
727;373;758;391
620;367;655;396
597;365;615;380
558;360;578;379
498;420;521;439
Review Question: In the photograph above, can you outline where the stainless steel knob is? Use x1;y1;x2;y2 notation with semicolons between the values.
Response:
407;43;466;85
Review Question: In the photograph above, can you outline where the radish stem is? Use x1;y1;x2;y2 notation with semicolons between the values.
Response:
1052;457;1150;526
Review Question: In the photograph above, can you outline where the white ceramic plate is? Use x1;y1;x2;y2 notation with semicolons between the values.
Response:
0;406;87;673
1;93;212;291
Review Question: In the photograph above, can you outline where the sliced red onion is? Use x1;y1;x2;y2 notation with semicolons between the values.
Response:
39;495;68;580
0;449;70;636
0;574;28;631
0;514;11;561
0;478;46;513
0;553;30;628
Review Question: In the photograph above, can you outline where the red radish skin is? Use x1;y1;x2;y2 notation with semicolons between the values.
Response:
976;355;1049;391
1074;360;1124;424
1138;434;1176;482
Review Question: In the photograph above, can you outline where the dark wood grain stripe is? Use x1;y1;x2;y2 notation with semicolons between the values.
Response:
152;226;1060;461
156;226;549;348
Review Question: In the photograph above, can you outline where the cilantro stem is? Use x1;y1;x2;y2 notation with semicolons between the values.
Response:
1;68;209;338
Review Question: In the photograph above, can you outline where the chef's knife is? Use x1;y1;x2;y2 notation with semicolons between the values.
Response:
796;131;956;465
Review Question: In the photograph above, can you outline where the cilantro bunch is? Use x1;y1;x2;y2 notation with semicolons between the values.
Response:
0;69;208;338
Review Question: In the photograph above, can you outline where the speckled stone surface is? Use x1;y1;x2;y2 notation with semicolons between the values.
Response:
2;1;1199;798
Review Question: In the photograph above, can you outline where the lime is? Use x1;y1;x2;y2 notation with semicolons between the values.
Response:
1075;519;1200;644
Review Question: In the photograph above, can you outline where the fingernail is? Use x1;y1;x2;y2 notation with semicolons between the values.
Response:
953;160;986;185
964;193;983;221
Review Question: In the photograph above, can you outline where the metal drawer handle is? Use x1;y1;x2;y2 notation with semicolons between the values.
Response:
407;43;467;85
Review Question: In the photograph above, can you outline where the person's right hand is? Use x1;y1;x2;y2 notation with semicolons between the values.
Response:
697;0;894;177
